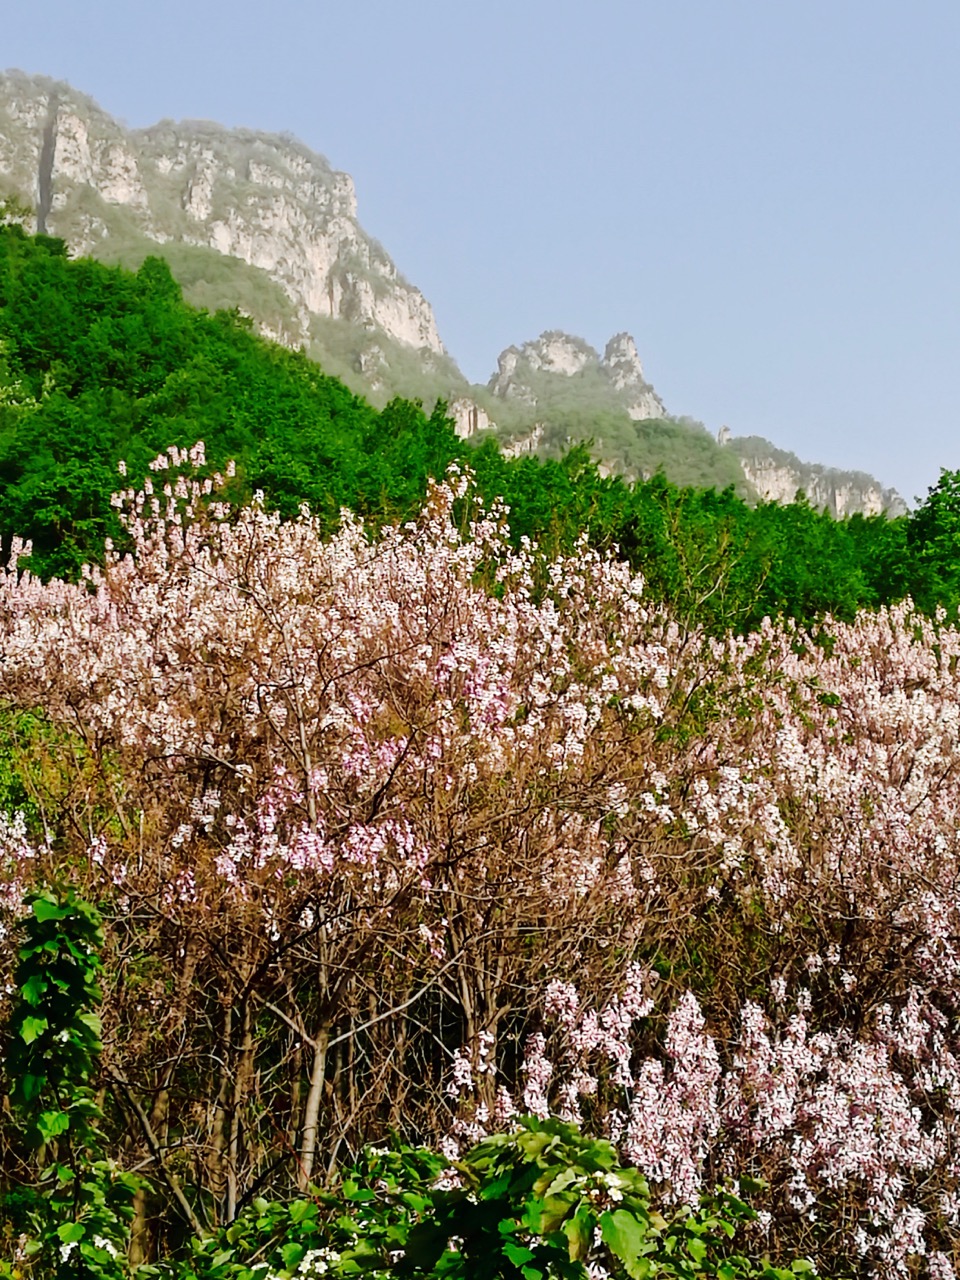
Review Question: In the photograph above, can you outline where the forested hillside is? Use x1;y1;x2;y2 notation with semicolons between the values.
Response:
0;223;955;631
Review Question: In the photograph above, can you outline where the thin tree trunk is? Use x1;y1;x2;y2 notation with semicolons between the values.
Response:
128;1082;171;1264
226;999;254;1221
208;1004;233;1221
298;1027;329;1188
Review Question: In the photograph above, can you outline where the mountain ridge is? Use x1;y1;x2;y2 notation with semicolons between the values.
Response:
0;69;905;515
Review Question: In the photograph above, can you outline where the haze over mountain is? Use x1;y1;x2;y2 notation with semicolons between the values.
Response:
0;70;905;516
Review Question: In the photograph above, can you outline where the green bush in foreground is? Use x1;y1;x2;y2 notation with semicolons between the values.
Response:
173;1123;810;1280
2;889;143;1277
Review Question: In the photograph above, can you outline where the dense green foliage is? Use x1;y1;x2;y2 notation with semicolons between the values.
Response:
0;223;953;631
2;889;143;1277
174;1122;802;1280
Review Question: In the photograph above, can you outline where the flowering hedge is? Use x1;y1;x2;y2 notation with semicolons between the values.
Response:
2;450;960;1276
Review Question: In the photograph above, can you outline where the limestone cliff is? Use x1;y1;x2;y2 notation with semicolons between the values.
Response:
601;333;666;420
0;69;443;354
724;434;907;518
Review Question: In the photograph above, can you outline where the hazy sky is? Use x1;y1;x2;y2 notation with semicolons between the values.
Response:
5;0;959;501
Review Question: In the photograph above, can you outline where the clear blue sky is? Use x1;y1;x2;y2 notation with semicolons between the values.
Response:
5;0;959;502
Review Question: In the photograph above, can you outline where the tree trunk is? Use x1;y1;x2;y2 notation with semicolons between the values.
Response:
298;1027;329;1188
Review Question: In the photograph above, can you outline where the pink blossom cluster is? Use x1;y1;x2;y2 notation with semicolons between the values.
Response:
4;456;960;1272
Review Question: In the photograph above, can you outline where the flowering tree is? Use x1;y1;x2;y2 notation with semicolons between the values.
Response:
2;448;960;1276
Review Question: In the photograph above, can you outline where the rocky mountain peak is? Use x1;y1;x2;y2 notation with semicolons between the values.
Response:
488;329;665;422
0;71;905;516
602;332;645;388
728;436;907;518
0;69;444;355
525;331;597;377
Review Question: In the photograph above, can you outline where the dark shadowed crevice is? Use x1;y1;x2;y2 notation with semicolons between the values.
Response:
36;95;58;233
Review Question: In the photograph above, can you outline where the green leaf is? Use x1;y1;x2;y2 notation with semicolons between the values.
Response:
289;1198;318;1224
738;1176;767;1196
539;1190;579;1233
482;1172;513;1201
601;1209;653;1280
515;1130;553;1160
563;1207;594;1261
19;972;46;1006
19;1014;48;1044
687;1237;708;1265
18;1072;43;1101
503;1240;536;1267
57;1221;85;1243
33;896;70;922
536;1167;578;1198
37;1109;71;1141
281;1242;306;1269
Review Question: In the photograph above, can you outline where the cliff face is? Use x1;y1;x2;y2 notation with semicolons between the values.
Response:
0;70;443;353
726;435;907;517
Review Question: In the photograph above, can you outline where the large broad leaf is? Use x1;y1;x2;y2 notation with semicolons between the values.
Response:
563;1207;595;1261
502;1240;537;1267
19;1015;48;1044
289;1198;318;1224
19;972;47;1006
281;1242;306;1269
18;1073;44;1102
686;1237;708;1265
515;1130;554;1160
534;1166;578;1198
33;896;71;922
601;1209;653;1280
481;1172;514;1201
37;1109;71;1142
538;1191;580;1234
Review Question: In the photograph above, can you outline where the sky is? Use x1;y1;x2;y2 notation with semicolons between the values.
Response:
4;0;959;502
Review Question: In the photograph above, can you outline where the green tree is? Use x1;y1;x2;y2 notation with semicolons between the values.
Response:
2;889;143;1278
906;467;960;617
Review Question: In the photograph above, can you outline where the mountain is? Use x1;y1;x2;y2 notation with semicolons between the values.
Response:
0;68;468;407
0;69;439;348
450;331;746;494
0;69;905;514
723;432;908;517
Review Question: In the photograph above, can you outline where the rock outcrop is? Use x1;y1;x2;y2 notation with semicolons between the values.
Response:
488;330;666;420
450;397;496;439
601;333;666;420
0;70;443;353
724;435;907;517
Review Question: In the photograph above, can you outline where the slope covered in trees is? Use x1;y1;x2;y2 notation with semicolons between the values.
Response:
0;222;952;632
